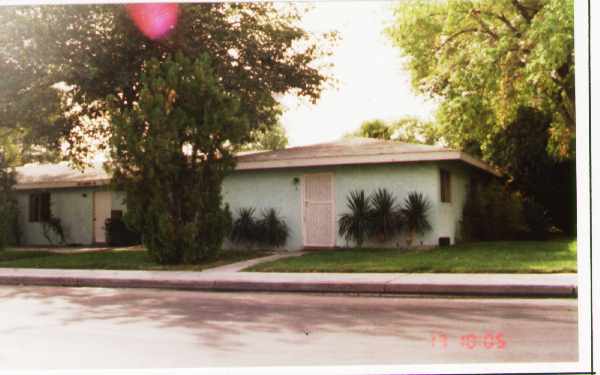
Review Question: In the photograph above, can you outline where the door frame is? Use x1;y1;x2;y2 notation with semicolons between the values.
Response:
301;172;336;248
92;190;112;244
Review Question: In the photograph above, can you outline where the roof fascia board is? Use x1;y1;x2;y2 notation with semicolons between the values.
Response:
14;152;499;190
236;151;467;171
14;179;112;191
458;152;501;177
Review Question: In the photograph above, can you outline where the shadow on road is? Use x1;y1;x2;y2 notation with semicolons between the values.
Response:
0;286;578;355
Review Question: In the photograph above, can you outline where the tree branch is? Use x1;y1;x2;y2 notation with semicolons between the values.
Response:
469;10;499;41
436;28;478;52
511;0;542;23
478;10;521;36
511;0;532;22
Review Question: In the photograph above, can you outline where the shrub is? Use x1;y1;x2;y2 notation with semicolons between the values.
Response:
338;190;371;247
461;180;526;241
402;192;432;246
231;207;289;248
41;216;66;245
522;199;552;240
257;208;289;248
0;198;19;250
105;216;142;246
231;207;258;247
460;182;484;241
368;188;403;242
0;158;18;250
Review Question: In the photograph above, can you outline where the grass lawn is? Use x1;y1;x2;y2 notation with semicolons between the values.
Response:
246;240;577;273
0;248;272;271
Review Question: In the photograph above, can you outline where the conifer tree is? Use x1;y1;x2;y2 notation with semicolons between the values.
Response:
109;53;247;264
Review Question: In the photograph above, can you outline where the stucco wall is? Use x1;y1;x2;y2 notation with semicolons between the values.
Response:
434;161;470;244
334;163;438;248
17;188;98;245
223;161;472;250
223;169;304;250
16;161;473;249
111;191;127;212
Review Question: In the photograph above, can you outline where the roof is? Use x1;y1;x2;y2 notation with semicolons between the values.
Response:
235;138;499;176
14;138;499;190
14;162;111;191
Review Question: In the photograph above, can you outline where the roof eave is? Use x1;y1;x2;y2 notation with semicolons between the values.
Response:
458;152;502;177
13;152;500;190
14;178;112;191
236;150;500;176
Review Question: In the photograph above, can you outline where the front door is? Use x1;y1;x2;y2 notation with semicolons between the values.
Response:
302;173;335;248
93;191;112;244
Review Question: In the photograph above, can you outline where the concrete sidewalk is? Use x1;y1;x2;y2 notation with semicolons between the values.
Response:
0;266;577;297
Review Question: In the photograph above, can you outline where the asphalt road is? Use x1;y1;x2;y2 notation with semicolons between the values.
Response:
0;286;577;369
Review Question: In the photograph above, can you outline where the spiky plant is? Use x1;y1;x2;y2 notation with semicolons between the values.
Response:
368;188;404;242
257;208;289;248
338;190;371;247
230;207;258;247
402;192;432;246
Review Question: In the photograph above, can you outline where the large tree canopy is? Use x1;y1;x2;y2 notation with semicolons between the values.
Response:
386;0;574;159
0;3;334;166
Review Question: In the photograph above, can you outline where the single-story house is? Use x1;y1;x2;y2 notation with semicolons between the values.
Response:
13;138;499;250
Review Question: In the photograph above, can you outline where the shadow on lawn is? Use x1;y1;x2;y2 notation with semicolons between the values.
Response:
0;286;578;354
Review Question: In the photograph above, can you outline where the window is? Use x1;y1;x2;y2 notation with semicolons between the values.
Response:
29;192;51;222
440;169;451;203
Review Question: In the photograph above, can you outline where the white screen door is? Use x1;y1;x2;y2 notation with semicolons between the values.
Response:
93;191;112;243
303;173;335;247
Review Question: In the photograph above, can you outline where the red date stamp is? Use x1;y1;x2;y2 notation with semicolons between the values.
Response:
431;332;506;350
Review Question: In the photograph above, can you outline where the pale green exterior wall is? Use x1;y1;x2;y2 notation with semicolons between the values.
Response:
223;161;472;250
16;187;127;246
16;161;472;249
223;169;304;250
17;188;96;245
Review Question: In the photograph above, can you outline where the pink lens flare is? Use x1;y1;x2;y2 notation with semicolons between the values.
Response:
126;3;180;40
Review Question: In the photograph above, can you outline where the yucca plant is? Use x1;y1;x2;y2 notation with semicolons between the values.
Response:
338;190;371;247
230;207;258;248
368;188;404;242
257;208;289;248
402;192;432;247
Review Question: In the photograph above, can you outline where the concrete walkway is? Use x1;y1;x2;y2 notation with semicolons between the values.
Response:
200;251;305;273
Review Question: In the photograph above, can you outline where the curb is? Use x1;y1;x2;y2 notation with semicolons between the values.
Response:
0;275;578;297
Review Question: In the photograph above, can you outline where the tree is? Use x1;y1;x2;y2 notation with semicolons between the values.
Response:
241;122;289;151
347;117;441;145
352;119;393;140
488;106;576;235
386;0;574;159
0;153;18;250
109;53;248;264
389;117;440;145
0;4;334;167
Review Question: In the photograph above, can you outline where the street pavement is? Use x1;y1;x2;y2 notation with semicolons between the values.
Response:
0;285;578;369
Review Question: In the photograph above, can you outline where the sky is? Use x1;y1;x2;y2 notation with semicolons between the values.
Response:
279;1;438;147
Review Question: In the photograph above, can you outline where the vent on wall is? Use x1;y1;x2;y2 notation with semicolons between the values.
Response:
438;237;451;247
